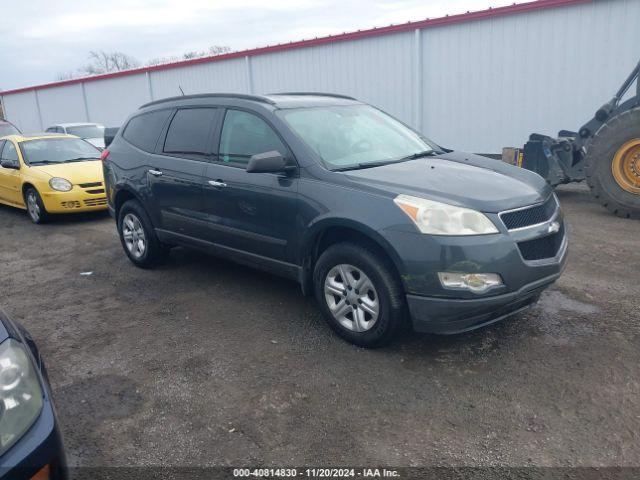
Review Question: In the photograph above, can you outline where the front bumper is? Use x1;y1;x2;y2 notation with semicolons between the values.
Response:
41;188;107;214
382;213;568;334
407;272;560;333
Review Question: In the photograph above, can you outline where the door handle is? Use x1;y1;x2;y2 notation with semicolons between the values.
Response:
208;180;227;188
148;169;163;177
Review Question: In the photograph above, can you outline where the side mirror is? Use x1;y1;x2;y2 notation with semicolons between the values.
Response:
246;151;294;174
0;159;19;170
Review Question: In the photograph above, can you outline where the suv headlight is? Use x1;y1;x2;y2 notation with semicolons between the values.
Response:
49;177;72;192
0;339;43;456
394;194;498;235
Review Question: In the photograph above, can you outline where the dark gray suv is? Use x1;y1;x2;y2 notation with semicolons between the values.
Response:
102;93;567;347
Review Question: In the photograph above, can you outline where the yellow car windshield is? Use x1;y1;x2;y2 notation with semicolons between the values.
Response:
21;138;101;165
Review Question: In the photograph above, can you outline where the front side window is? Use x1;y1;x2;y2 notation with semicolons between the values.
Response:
164;108;217;156
277;105;438;170
1;141;19;162
20;138;100;165
66;125;104;139
219;110;287;166
123;110;172;153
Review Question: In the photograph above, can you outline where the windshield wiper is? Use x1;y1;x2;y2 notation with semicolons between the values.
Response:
400;150;443;160
65;157;99;162
29;160;60;165
332;160;405;172
331;150;444;172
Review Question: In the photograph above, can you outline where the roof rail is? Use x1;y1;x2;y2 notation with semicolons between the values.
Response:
269;92;358;101
140;93;276;109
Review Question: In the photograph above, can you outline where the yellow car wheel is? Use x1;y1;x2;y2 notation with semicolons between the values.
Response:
25;187;49;224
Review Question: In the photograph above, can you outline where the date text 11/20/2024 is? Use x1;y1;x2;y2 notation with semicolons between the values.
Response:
233;468;400;477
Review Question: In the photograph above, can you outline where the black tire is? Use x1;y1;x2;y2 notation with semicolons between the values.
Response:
24;187;49;224
313;242;405;347
585;106;640;219
117;199;169;268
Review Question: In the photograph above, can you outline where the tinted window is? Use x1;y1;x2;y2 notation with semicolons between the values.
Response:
123;110;171;153
45;127;56;133
219;110;286;166
164;108;217;155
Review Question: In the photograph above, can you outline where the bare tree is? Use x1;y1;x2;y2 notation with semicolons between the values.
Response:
146;45;231;66
81;51;140;75
55;46;231;80
55;71;76;81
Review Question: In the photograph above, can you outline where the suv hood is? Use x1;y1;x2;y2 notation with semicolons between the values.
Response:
343;151;551;213
29;160;104;185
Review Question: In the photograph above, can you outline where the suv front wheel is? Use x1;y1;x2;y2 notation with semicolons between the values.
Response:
313;242;405;347
117;199;169;268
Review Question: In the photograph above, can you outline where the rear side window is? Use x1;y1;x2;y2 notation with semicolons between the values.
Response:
123;110;171;153
163;108;217;155
219;110;287;166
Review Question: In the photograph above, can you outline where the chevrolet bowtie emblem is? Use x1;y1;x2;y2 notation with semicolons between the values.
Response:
548;221;560;234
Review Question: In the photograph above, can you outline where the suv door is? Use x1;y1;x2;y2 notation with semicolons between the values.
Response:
202;108;299;264
147;107;220;237
0;140;23;207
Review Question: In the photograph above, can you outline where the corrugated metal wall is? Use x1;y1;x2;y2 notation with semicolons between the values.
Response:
2;0;639;153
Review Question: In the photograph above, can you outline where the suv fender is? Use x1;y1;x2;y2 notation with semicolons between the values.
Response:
299;216;405;296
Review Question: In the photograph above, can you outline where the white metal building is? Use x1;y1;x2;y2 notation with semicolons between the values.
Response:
1;0;639;153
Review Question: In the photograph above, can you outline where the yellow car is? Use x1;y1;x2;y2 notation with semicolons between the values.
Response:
0;134;107;223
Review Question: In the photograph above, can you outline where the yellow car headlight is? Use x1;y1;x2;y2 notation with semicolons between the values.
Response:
49;177;72;192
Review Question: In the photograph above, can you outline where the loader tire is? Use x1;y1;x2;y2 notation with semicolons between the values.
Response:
585;106;640;219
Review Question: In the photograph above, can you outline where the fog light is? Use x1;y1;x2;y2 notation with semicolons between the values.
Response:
438;272;503;293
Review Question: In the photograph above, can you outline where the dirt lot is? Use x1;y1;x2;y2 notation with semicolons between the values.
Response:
1;183;639;468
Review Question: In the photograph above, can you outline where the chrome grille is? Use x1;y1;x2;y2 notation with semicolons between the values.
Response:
500;195;557;230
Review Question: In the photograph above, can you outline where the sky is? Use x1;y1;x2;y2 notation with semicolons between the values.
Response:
1;0;516;91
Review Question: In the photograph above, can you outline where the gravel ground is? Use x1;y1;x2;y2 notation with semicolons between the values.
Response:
1;183;639;468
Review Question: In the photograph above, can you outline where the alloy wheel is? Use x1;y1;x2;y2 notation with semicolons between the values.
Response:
27;191;41;222
122;213;147;259
324;264;379;332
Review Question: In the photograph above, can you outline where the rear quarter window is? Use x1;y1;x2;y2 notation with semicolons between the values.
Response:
123;109;171;153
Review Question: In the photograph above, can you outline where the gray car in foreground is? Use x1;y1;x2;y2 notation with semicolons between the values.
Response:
103;93;567;347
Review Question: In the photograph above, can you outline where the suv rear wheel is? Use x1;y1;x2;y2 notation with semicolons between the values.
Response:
118;199;169;268
313;242;405;347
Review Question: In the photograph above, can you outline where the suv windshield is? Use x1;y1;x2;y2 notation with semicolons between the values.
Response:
66;125;104;139
0;123;20;137
21;138;101;165
277;105;439;170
